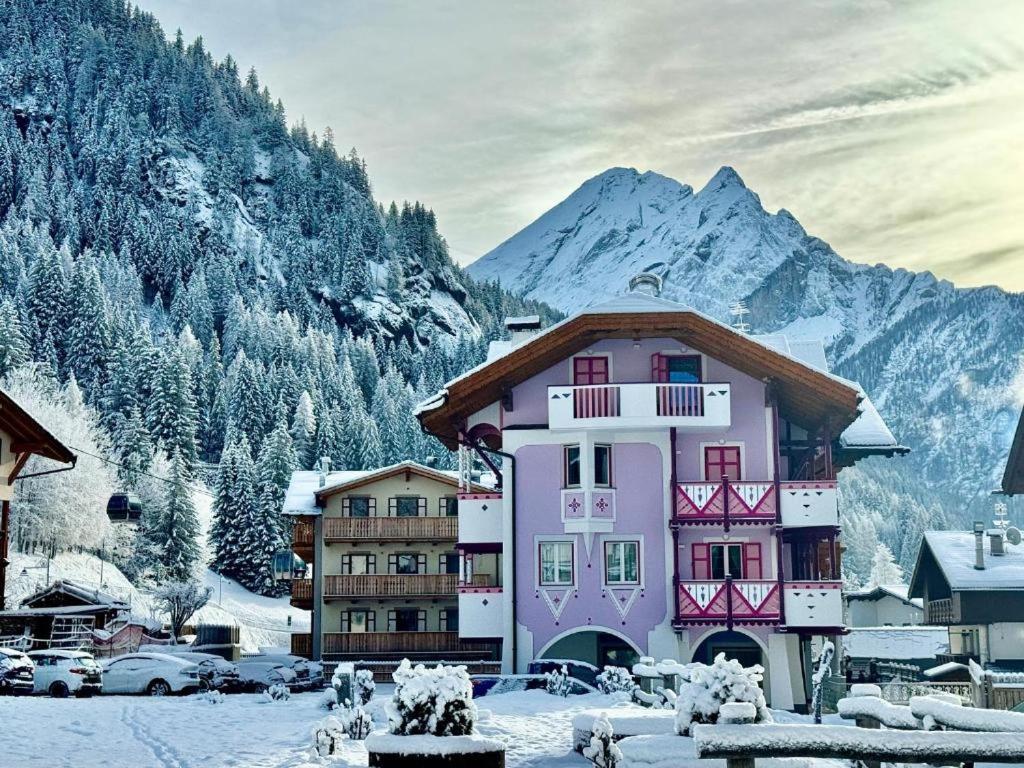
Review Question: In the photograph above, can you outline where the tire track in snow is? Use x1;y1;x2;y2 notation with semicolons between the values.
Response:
120;702;192;768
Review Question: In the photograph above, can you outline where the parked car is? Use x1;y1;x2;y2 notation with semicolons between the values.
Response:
239;653;323;690
235;661;298;693
101;652;201;696
166;652;241;691
27;650;103;697
0;647;34;695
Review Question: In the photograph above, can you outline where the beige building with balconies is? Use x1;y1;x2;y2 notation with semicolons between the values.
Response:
284;460;501;677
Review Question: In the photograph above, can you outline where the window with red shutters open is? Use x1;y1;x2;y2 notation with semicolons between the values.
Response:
574;356;609;385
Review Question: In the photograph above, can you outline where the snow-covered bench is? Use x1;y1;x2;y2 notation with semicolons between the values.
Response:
692;722;1024;767
837;686;920;730
910;695;1024;732
571;708;677;751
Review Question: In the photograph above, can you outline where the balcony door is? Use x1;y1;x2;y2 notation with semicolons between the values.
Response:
574;356;609;385
389;608;426;632
705;446;742;481
341;553;375;575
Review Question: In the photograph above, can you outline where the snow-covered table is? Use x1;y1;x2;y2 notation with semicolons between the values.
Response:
693;722;1024;767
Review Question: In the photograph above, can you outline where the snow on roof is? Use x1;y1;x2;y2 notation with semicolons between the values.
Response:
846;584;923;609
21;579;128;609
923;662;969;679
843;626;949;660
921;530;1024;590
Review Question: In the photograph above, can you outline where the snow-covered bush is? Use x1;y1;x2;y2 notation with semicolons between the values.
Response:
336;699;373;740
596;666;637;695
320;686;339;711
545;665;572;697
674;653;771;735
312;715;346;757
355;668;375;705
385;659;477;737
263;683;291;702
582;712;622;768
198;689;225;704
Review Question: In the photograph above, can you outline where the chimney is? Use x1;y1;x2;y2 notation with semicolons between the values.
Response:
974;521;986;570
424;456;438;469
990;530;1006;556
628;272;662;297
318;456;331;488
505;315;542;347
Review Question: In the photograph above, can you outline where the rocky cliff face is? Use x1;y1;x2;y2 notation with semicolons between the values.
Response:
469;166;1024;538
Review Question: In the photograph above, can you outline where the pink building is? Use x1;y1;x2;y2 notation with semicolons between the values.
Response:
417;278;905;710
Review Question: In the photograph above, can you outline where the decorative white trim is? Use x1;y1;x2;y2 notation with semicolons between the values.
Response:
534;535;578;590
606;586;642;622
535;624;644;659
540;586;576;621
598;534;646;589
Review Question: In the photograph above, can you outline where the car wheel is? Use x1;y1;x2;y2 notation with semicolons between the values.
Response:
198;679;211;692
147;679;171;696
49;681;70;698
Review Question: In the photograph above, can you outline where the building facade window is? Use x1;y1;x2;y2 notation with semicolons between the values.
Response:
710;543;744;579
440;608;459;632
389;608;425;632
564;445;581;487
341;609;375;633
341;553;376;575
391;496;425;517
652;353;702;383
345;496;373;517
439;552;460;575
390;553;426;575
704;445;742;481
604;540;639;585
539;541;574;586
594;444;612;486
441;496;459;517
573;356;609;385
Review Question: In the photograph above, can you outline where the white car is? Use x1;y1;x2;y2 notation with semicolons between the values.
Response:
159;651;241;691
235;661;298;692
27;650;103;697
240;653;323;690
101;652;201;696
0;647;34;695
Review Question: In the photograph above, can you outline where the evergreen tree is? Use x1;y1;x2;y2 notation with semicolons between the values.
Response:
65;257;110;399
0;298;29;376
867;543;904;588
257;420;297;544
147;347;200;471
156;454;203;581
290;390;316;469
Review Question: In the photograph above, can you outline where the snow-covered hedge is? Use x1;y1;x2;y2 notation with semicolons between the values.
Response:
596;666;637;695
674;653;771;736
386;660;477;737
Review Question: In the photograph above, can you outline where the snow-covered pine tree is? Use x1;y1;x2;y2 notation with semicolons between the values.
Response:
257;420;297;545
290;391;316;469
157;453;203;581
147;347;200;471
0;298;30;376
867;543;904;588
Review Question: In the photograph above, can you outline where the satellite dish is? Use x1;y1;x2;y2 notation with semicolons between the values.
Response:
1006;527;1022;546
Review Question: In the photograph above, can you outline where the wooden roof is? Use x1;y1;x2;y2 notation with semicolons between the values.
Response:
314;461;488;502
0;388;76;465
1002;404;1024;495
419;309;862;447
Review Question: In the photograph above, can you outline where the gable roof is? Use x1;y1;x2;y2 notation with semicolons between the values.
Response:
909;531;1024;595
282;461;488;516
845;584;923;609
0;388;76;466
21;579;127;609
1002;404;1024;495
418;292;880;447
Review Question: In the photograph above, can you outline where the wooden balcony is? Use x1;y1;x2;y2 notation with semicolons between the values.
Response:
676;580;781;626
926;598;955;625
674;480;777;526
292;521;315;560
322;631;493;655
291;579;313;608
324;573;457;599
291;632;312;658
324;516;457;542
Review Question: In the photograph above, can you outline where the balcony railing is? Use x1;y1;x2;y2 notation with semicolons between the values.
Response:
324;516;457;542
291;579;312;603
324;574;457;599
926;598;955;625
677;580;781;624
457;493;503;546
292;522;314;548
291;632;312;658
322;631;494;655
548;382;731;430
778;482;838;527
783;582;843;628
675;480;776;525
459;590;504;639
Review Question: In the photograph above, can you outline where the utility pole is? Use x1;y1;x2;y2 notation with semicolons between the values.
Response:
0;500;10;611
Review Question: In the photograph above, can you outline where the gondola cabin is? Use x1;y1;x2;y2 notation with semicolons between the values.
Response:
272;550;306;582
106;493;142;523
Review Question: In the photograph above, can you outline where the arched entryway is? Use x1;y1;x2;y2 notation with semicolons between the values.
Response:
691;630;764;669
539;628;642;669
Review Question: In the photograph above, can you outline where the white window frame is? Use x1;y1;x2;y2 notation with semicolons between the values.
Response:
593;443;613;487
538;539;575;587
603;539;641;586
563;444;582;488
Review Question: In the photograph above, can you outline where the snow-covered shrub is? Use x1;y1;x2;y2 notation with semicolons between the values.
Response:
198;689;225;704
355;668;375;705
545;665;572;697
582;712;622;768
674;653;771;735
386;659;477;736
320;686;339;711
263;683;291;702
596;666;637;695
336;699;373;740
312;715;346;757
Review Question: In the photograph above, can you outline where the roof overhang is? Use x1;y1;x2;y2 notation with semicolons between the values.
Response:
419;310;862;448
313;461;487;503
0;389;77;468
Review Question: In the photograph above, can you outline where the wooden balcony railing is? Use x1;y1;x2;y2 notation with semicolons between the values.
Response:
322;631;492;655
292;521;315;548
926;598;955;625
324;573;457;598
677;579;781;624
324;516;457;541
291;632;312;658
291;579;312;602
675;480;777;526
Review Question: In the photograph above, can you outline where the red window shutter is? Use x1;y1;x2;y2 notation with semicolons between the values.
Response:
743;543;762;580
651;353;668;383
692;543;710;580
705;446;742;481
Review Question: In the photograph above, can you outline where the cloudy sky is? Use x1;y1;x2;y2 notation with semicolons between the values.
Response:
142;0;1024;290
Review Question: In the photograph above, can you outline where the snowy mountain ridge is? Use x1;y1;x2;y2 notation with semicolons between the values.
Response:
469;166;1024;555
